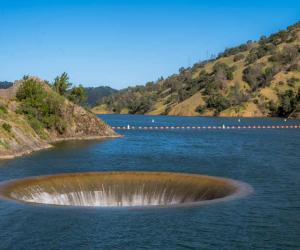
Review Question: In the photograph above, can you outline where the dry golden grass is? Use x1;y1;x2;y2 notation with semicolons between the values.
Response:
260;87;279;102
168;92;204;116
147;101;167;115
91;104;113;114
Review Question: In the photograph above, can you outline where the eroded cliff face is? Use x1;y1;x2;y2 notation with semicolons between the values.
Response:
0;105;51;159
0;79;119;159
49;99;117;140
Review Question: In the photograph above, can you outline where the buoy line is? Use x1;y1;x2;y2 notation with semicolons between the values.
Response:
111;125;300;130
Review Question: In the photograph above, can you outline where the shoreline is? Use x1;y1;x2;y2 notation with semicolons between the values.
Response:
0;134;122;160
93;112;300;119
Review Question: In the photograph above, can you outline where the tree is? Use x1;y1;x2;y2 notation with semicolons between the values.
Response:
206;94;230;114
53;72;72;96
228;82;249;105
68;85;87;105
16;78;44;100
179;67;185;73
213;62;235;80
269;45;299;66
277;90;297;117
243;63;274;90
233;53;245;62
16;78;66;135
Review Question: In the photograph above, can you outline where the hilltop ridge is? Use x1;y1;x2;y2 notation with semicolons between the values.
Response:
93;21;300;118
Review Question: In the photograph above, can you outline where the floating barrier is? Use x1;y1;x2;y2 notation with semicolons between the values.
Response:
112;125;300;131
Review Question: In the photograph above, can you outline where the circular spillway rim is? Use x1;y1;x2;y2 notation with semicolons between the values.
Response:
0;172;253;209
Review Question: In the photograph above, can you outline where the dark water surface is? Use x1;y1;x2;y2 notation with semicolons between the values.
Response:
0;115;299;250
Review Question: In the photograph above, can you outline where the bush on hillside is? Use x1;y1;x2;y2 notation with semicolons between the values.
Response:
287;77;299;87
0;105;8;115
213;62;236;80
16;78;66;135
2;123;11;133
228;83;250;105
267;30;293;45
242;63;278;90
68;85;87;106
245;44;276;65
128;96;153;114
276;90;298;117
269;45;300;66
218;43;249;58
52;72;72;96
233;53;245;62
195;105;206;114
206;94;230;114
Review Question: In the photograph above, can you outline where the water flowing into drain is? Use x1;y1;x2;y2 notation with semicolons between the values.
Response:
0;172;252;207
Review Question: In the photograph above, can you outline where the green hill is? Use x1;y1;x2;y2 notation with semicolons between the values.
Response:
93;21;300;118
0;77;118;159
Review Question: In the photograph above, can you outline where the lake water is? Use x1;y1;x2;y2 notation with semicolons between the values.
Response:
0;115;299;249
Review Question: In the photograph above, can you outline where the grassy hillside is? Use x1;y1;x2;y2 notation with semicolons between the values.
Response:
0;77;118;159
93;21;300;118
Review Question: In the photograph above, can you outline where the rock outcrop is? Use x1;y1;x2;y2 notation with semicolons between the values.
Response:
0;79;119;159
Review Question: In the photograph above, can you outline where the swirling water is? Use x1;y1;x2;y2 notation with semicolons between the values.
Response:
0;115;299;249
3;172;243;207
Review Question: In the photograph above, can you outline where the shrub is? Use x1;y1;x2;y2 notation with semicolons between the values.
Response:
265;30;290;45
195;105;206;114
27;117;48;138
218;43;249;58
245;52;258;65
2;123;12;133
264;65;280;83
269;45;300;66
203;78;221;96
228;83;249;105
287;77;299;87
128;96;153;114
243;63;276;90
268;101;278;115
163;105;172;115
277;90;297;117
245;44;276;65
52;72;72;96
16;79;44;101
243;64;265;90
16;78;66;135
233;54;245;62
68;85;87;105
0;105;8;115
206;94;230;113
213;62;235;80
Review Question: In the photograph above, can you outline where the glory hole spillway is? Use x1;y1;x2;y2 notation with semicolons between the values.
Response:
0;172;252;208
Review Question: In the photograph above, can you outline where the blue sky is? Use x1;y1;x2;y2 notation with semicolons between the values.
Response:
0;0;299;89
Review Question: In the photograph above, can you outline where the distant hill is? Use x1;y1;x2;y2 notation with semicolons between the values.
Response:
0;81;13;89
93;21;300;118
85;86;117;107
